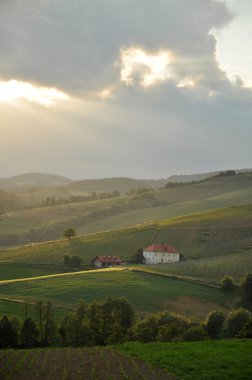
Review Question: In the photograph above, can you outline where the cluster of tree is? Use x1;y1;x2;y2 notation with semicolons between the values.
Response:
127;188;154;196
1;298;252;350
221;273;252;305
63;254;82;267
164;170;237;189
217;170;236;177
131;248;144;264
40;191;120;208
59;298;135;346
0;301;55;349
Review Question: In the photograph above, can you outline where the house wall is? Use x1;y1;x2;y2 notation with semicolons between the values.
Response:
94;261;102;268
143;251;180;264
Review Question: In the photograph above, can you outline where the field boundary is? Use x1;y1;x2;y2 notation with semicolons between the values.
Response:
131;267;222;289
0;267;127;286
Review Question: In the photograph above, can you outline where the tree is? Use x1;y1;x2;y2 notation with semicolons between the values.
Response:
131;248;144;264
225;308;252;337
240;273;252;302
63;228;76;240
183;326;207;341
221;275;234;292
71;255;82;267
205;310;225;339
0;315;19;348
36;301;56;345
63;254;71;266
20;318;39;347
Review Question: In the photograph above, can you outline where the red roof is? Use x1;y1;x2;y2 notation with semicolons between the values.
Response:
143;244;178;253
95;255;122;263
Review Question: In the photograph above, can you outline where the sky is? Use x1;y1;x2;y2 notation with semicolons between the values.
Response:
0;0;251;180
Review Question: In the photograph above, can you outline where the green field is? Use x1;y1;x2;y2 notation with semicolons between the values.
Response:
0;263;66;281
1;205;251;273
118;340;252;380
0;269;230;318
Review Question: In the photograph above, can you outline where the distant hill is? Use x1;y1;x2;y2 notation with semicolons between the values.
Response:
0;190;22;214
68;177;167;193
68;169;252;193
0;173;72;189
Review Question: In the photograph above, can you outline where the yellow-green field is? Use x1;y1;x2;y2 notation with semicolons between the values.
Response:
0;269;230;319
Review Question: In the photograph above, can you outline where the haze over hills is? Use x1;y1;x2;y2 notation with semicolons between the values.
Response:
0;170;251;247
0;173;72;189
1;168;251;193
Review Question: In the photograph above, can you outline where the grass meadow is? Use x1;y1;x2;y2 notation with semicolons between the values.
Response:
0;269;230;318
118;340;252;380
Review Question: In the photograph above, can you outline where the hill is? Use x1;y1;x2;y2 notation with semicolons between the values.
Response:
0;172;71;189
68;177;167;193
0;172;252;246
0;204;251;282
0;189;22;214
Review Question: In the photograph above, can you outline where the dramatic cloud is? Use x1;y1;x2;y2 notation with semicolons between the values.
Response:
0;0;251;179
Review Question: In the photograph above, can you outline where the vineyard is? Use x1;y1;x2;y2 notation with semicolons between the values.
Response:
136;249;252;282
0;205;252;269
0;347;173;380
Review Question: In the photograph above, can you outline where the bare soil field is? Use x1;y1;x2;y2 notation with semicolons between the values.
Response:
0;347;175;380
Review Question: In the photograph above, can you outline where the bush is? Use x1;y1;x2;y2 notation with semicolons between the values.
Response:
183;326;207;341
225;308;252;337
205;310;225;339
240;273;252;302
238;320;252;338
221;275;234;292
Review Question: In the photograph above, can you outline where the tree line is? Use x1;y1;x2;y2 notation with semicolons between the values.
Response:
40;191;120;208
1;290;252;349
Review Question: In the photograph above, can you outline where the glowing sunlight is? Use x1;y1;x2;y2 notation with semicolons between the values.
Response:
120;48;172;87
0;80;69;106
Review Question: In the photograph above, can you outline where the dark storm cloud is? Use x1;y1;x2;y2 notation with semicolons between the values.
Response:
0;0;233;94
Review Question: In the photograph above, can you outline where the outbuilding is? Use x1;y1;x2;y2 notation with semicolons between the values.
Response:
94;255;122;268
143;243;180;264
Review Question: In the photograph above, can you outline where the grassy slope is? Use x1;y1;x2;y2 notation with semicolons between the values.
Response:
117;340;252;380
0;269;229;318
0;263;66;281
1;205;251;268
1;172;251;240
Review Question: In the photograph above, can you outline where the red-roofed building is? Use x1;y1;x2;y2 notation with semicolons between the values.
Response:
94;255;122;268
143;243;180;264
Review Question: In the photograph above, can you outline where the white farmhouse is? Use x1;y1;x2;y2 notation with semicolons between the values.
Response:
143;243;180;264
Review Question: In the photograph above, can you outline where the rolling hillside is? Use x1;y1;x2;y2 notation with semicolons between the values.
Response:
0;205;251;283
0;172;252;247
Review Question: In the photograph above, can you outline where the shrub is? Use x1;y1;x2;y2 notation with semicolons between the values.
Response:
240;273;252;302
183;326;207;341
225;308;252;337
221;275;235;292
205;310;225;339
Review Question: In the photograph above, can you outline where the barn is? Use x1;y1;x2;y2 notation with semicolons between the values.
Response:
94;255;122;268
143;243;180;264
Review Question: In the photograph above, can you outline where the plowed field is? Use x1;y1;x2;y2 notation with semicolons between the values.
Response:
0;347;175;380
